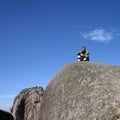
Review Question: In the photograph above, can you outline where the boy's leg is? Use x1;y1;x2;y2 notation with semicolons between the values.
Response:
83;57;89;61
83;57;87;61
77;58;80;62
80;56;84;61
77;55;83;61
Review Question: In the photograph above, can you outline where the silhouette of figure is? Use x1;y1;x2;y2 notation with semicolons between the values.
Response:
77;46;90;61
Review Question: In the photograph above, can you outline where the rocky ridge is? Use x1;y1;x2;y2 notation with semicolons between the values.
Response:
11;62;120;120
12;86;44;120
40;62;120;120
0;109;14;120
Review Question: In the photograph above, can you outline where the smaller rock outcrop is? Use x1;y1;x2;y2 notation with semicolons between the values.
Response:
11;86;44;120
0;109;14;120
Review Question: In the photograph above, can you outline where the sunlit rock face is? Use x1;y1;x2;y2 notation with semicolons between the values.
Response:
40;62;120;120
12;86;44;120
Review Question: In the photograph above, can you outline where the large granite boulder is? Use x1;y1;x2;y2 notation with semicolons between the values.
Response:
12;86;44;120
0;109;14;120
40;62;120;120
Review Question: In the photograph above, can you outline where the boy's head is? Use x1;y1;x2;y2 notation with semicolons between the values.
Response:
82;46;86;51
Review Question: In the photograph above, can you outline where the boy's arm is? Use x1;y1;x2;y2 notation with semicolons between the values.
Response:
85;51;90;57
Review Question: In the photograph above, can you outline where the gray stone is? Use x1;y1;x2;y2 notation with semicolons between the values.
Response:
12;86;44;120
0;109;14;120
40;62;120;120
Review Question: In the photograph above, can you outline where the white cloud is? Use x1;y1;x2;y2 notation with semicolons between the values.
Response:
82;28;113;43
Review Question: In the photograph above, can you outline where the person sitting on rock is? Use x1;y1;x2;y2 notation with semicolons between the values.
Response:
77;46;90;61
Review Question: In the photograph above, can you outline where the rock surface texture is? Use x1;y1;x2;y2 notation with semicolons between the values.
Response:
40;62;120;120
12;86;44;120
0;109;14;120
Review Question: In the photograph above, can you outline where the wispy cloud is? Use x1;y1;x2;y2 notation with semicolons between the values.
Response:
0;103;13;111
0;95;15;111
82;28;115;43
0;95;16;98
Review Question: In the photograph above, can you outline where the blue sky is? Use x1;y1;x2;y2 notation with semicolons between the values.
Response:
0;0;120;111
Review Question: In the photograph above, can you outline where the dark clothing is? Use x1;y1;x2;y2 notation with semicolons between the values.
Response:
77;50;90;61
